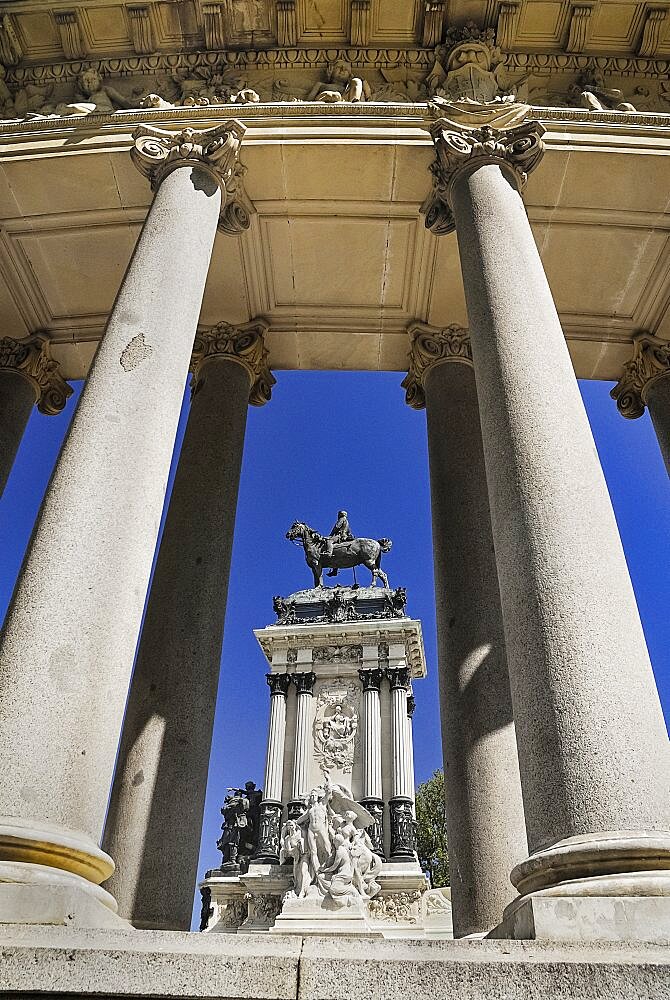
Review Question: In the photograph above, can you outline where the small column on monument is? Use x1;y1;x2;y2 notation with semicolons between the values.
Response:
387;664;416;861
358;664;385;855
288;670;317;819
402;322;527;937
103;320;273;930
424;110;670;916
0;334;72;496
0;120;251;925
611;332;670;477
255;672;291;863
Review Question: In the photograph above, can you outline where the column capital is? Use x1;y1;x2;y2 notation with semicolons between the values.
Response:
422;117;545;236
266;672;291;697
131;122;251;235
0;334;72;415
386;666;410;691
190;319;275;407
610;333;670;419
293;671;317;695
358;667;385;692
402;321;472;409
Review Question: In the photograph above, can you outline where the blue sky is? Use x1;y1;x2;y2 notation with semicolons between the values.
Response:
0;370;668;928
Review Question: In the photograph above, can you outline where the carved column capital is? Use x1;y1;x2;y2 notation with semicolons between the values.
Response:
358;667;385;692
386;666;410;691
266;672;291;697
190;320;275;407
422;118;546;236
0;334;72;415
610;333;670;419
293;671;317;695
402;322;472;409
131;122;251;235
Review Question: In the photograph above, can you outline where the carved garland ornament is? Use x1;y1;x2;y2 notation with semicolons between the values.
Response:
0;333;72;415
422;118;546;236
610;333;670;419
313;681;359;774
190;319;275;407
402;322;472;409
131;121;251;235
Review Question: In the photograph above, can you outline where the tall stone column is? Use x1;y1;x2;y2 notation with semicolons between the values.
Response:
406;692;416;809
288;671;316;819
102;319;273;930
611;332;670;477
0;121;250;925
387;666;415;861
402;322;527;936
255;672;291;863
358;667;385;855
0;334;72;496
424;114;670;904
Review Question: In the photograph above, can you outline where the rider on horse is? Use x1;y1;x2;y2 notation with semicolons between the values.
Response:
323;511;354;577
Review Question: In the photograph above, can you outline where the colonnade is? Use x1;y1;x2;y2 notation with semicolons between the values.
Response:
0;112;669;938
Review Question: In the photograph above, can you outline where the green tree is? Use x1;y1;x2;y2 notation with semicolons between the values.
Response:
415;769;449;887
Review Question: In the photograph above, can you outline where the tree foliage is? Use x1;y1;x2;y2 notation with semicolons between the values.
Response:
415;769;449;888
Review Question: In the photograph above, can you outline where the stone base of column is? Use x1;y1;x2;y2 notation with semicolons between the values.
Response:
489;893;670;943
286;800;304;822
0;861;129;929
510;831;670;897
389;797;417;862
360;797;385;857
253;800;283;864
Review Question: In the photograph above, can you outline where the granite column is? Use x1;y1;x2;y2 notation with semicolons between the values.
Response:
0;122;250;924
0;334;72;496
403;322;527;936
425;115;670;904
289;671;317;818
358;667;385;855
255;672;291;863
103;320;273;930
611;332;670;477
388;666;415;861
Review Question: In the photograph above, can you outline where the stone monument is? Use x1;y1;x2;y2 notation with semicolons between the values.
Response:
199;515;452;938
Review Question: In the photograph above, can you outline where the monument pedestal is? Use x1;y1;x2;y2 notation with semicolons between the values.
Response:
271;892;382;937
489;894;670;943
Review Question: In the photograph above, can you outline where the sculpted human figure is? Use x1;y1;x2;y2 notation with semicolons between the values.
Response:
279;819;310;898
296;783;331;876
61;69;140;115
307;61;370;103
571;70;636;112
316;832;359;908
324;510;354;576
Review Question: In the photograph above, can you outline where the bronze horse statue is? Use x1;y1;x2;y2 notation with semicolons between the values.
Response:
286;521;392;589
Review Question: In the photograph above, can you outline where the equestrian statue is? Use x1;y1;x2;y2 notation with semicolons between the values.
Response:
286;511;392;589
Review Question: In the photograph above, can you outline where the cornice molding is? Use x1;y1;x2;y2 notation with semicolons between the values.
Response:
402;322;472;409
190;319;275;407
610;332;670;419
0;333;72;414
131;121;251;234
421;115;546;235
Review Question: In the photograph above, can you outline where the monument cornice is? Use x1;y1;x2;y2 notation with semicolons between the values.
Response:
190;319;275;408
402;322;472;410
0;333;72;415
610;332;670;419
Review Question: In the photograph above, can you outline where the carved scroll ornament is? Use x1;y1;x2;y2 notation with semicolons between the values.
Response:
610;333;670;419
422;117;545;235
402;322;472;409
190;319;275;407
0;333;72;415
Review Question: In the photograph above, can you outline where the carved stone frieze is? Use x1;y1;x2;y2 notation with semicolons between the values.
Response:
610;333;670;419
422;117;545;236
218;897;248;928
0;333;72;415
242;891;281;927
313;645;363;664
369;888;422;922
131;121;251;235
190;319;275;407
402;322;472;409
313;681;359;773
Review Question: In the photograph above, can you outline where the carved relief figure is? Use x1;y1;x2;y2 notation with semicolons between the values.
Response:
307;60;371;103
313;684;358;772
570;70;637;112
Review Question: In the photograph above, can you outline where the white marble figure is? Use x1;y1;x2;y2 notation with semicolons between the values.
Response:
280;771;382;909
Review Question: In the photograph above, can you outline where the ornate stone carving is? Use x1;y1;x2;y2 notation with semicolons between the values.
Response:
0;334;72;415
572;70;637;112
424;887;451;916
243;892;282;927
422;2;446;49
313;682;359;773
566;5;594;54
276;1;297;47
369;889;422;922
54;11;85;61
402;323;472;409
422;118;545;236
313;645;363;664
358;668;384;692
638;7;668;58
386;666;410;691
293;671;317;695
190;320;275;407
266;672;291;697
273;595;297;624
610;333;670;419
350;1;371;47
306;61;371;103
128;6;156;56
286;648;298;664
218;897;248;928
0;15;22;66
383;586;407;617
359;796;384;855
378;642;389;668
497;2;521;51
426;21;526;105
389;796;417;859
253;799;283;861
202;3;227;50
131;121;251;235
